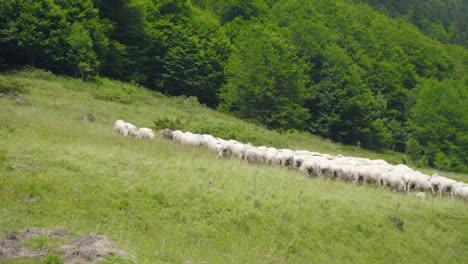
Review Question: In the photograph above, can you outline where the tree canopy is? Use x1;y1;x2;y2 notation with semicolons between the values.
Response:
1;0;467;172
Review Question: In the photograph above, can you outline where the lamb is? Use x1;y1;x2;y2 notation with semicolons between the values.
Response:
114;120;128;136
160;128;174;140
137;127;155;140
125;123;139;137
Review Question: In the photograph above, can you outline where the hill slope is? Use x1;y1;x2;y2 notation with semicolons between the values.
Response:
0;69;467;263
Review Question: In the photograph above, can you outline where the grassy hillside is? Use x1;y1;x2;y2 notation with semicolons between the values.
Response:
0;69;467;263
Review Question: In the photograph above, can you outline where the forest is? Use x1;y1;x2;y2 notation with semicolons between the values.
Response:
0;0;467;172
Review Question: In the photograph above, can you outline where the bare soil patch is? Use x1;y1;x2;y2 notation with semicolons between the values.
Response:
0;228;133;263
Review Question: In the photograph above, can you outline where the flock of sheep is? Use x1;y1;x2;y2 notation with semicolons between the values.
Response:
114;120;468;199
113;120;155;140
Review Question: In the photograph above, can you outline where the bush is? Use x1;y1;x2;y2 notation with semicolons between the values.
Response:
0;76;28;95
92;77;137;104
153;116;187;130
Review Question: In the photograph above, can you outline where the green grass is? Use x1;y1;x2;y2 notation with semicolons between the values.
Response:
0;68;467;263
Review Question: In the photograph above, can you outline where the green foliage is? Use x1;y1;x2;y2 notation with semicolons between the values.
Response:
0;0;467;171
0;76;28;95
407;78;468;172
0;0;108;76
361;0;468;47
219;23;310;130
369;119;393;150
43;254;64;264
92;77;136;104
65;23;98;79
153;116;187;130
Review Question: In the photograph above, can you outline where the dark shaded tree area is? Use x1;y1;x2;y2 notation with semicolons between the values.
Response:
358;0;468;47
1;0;467;172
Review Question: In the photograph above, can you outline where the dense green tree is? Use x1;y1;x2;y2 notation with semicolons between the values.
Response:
219;24;310;129
360;0;467;47
1;0;466;171
65;23;98;78
0;0;67;70
305;45;376;146
407;78;468;172
94;0;147;81
0;0;107;77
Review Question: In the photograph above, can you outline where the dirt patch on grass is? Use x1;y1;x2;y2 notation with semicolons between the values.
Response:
61;233;130;263
0;228;133;263
0;228;46;260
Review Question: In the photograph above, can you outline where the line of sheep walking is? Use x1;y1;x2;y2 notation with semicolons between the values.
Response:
114;120;155;140
113;120;468;199
158;128;468;199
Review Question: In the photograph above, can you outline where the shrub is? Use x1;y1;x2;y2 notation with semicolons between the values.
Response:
0;76;28;95
92;77;137;104
153;116;187;130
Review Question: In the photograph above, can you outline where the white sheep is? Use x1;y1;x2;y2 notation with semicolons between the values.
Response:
114;120;128;136
137;127;155;140
406;172;433;193
453;185;468;199
125;123;139;137
380;170;407;191
292;154;310;169
452;182;468;198
181;132;203;147
299;157;327;177
172;130;184;144
277;150;294;168
361;165;391;185
265;150;280;166
299;158;319;176
218;141;234;158
244;148;260;163
203;136;223;153
430;175;457;196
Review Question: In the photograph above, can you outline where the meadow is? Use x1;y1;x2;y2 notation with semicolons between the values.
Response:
0;69;467;263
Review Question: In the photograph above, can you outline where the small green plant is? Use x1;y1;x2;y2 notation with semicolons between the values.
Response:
43;254;64;264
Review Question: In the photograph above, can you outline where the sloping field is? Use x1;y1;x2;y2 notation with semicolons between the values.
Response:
0;69;467;263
